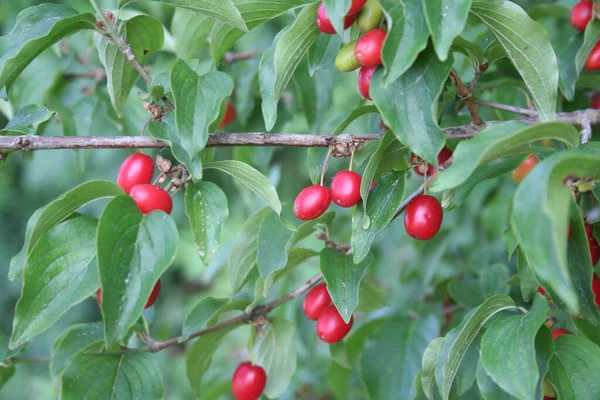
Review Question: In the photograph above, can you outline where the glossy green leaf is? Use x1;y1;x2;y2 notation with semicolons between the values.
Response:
320;248;373;323
94;16;163;116
211;0;307;63
371;46;451;165
470;1;558;122
512;151;600;314
430;122;580;192
97;196;178;348
51;322;104;378
323;0;351;35
9;180;124;281
180;296;250;342
480;294;548;400
172;8;213;59
252;318;296;399
360;315;439;400
259;2;321;131
0;104;54;135
10;217;98;349
476;359;518;400
423;0;472;62
435;295;519;400
352;171;405;264
185;181;229;265
0;4;95;91
422;337;444;400
559;21;600;100
261;248;320;297
62;350;163;400
204;160;281;214
533;327;556;399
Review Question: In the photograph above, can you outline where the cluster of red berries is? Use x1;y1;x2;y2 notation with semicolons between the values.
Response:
316;0;386;100
303;283;354;343
571;0;600;70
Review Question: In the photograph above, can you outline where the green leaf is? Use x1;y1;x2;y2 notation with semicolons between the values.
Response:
186;325;240;397
423;0;472;62
352;171;405;264
120;0;248;32
422;338;444;400
172;8;213;59
62;350;163;400
512;151;600;314
0;4;95;91
0;365;15;389
229;208;271;292
546;335;600;399
323;0;351;35
10;217;99;349
262;248;320;297
371;46;451;165
185;181;229;265
252;318;297;398
380;0;429;85
357;278;389;312
429;121;580;192
0;334;20;363
93;15;164;117
259;2;321;131
559;22;600;100
9;180;124;281
480;294;548;400
211;0;307;64
180;296;250;342
51;322;104;378
97;196;178;348
308;34;341;76
476;359;518;400
169;61;234;179
470;1;558;122
204;160;281;214
0;104;54;135
435;295;519;400
320;248;373;323
517;248;539;303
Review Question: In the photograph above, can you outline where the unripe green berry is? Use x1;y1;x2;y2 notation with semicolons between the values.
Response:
542;379;557;398
335;40;361;72
357;0;383;32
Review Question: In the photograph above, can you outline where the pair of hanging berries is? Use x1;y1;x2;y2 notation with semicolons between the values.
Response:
303;283;354;343
571;1;600;70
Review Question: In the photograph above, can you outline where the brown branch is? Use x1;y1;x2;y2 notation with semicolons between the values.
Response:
594;2;600;20
450;69;485;128
474;99;537;117
222;50;263;64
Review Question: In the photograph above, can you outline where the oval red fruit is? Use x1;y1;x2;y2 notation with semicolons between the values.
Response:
586;223;600;266
592;93;600;109
293;185;331;220
354;28;387;67
585;41;600;70
437;146;453;167
331;170;362;207
571;0;593;31
130;184;173;214
551;328;570;340
96;279;161;309
511;155;538;183
218;102;237;129
358;66;377;100
231;362;267;400
316;304;354;344
537;286;547;296
348;0;368;15
411;147;453;177
117;153;154;194
404;195;443;240
316;4;358;34
303;283;332;320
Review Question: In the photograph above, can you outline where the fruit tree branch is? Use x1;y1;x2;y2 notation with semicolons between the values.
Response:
449;69;485;128
473;99;537;117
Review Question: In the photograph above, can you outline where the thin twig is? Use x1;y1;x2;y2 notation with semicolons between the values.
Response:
474;99;537;117
222;50;263;64
449;69;485;128
580;114;592;144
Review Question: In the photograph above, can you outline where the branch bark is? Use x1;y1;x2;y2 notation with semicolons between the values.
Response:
450;69;485;128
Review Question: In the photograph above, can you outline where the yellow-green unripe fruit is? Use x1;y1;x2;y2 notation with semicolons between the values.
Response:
358;0;383;32
542;379;557;398
335;40;361;72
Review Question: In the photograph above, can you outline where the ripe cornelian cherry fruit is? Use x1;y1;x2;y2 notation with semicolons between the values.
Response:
411;147;453;177
218;102;237;129
355;28;387;67
592;274;600;308
316;4;358;34
571;0;593;31
348;0;368;15
358;66;377;100
293;185;331;220
585;41;600;70
537;286;547;296
593;93;600;109
130;184;173;214
303;283;332;320
511;155;538;183
585;223;600;266
96;279;161;309
443;297;453;324
551;328;570;340
231;362;267;400
331;170;362;207
316;304;354;343
117;153;154;194
404;195;443;240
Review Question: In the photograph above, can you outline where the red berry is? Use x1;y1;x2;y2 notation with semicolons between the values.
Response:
592;94;600;109
411;147;453;176
96;279;161;309
348;0;368;15
370;180;377;190
316;304;354;344
592;274;600;308
218;102;237;129
354;29;387;67
231;362;267;400
537;286;547;296
130;184;173;214
404;195;443;241
316;4;358;34
586;223;600;266
117;153;154;194
358;66;377;100
293;185;331;220
303;283;332;320
437;146;453;166
511;155;538;183
443;298;453;324
330;170;362;207
551;328;570;340
571;0;593;31
585;41;600;70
